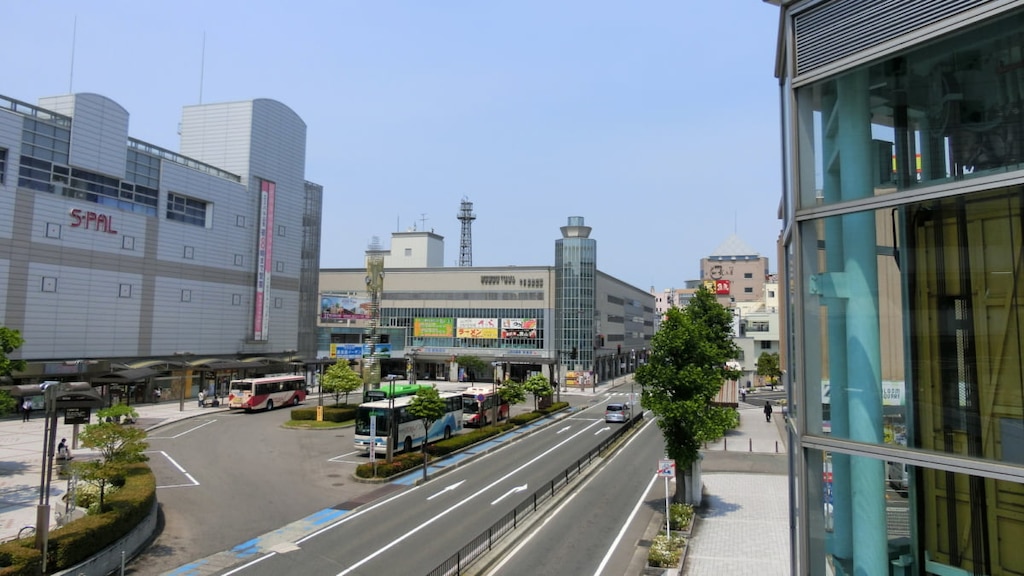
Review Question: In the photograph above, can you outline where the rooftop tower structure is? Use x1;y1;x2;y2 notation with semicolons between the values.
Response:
457;198;475;267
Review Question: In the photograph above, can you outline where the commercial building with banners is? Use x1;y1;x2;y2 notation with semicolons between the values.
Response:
317;216;655;389
0;91;322;402
773;1;1024;574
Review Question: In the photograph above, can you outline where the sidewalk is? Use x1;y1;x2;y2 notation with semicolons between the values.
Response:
682;406;791;575
0;398;228;543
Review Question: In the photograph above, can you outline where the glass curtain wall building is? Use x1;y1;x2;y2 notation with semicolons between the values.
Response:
555;217;597;374
775;1;1024;574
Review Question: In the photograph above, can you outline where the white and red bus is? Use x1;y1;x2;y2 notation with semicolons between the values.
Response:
228;375;306;412
461;386;509;427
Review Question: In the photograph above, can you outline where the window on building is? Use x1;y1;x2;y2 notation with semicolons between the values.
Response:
759;341;772;350
405;248;412;257
0;148;6;183
744;287;753;293
744;272;753;278
167;193;208;227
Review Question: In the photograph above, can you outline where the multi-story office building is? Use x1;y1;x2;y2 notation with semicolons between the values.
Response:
0;92;322;398
317;217;655;388
773;2;1024;574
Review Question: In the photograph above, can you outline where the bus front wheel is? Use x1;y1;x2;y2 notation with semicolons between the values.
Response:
404;437;413;453
292;395;300;406
266;400;274;411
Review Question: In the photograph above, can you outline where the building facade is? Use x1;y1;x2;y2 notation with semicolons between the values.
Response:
774;2;1024;574
317;217;654;389
0;92;321;397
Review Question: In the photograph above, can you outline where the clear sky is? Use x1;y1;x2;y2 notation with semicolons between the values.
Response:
8;1;782;292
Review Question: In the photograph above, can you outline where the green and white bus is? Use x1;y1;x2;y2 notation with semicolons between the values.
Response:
353;392;463;455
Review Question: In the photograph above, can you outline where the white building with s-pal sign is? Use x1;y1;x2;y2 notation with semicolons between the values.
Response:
0;92;322;391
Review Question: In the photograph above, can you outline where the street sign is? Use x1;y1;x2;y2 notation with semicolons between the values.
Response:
657;459;676;478
64;407;91;425
476;394;485;402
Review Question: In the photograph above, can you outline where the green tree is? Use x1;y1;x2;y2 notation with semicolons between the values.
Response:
455;355;487;384
636;287;740;478
0;326;27;379
72;405;148;512
407;386;446;480
522;374;553;411
321;361;362;405
497;378;527;408
756;352;782;390
0;327;26;415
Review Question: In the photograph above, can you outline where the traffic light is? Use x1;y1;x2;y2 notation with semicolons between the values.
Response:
570;346;578;360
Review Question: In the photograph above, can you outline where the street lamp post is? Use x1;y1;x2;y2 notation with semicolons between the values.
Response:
630;349;636;409
490;361;500;425
385;374;397;464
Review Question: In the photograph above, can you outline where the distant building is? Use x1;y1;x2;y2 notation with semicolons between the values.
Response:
318;217;655;387
700;234;771;306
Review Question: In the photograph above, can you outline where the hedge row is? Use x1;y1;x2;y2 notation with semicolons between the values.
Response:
0;462;155;575
290;404;357;423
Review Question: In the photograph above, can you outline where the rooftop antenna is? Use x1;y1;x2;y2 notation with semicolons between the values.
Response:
198;32;206;104
457;197;476;266
419;213;429;231
68;16;78;93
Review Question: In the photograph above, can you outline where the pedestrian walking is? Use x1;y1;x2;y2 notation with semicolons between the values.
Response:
197;389;206;408
57;438;72;460
764;401;773;422
740;388;747;403
154;388;161;402
21;398;31;422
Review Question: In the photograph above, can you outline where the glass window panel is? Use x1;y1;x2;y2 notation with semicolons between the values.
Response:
796;10;1024;210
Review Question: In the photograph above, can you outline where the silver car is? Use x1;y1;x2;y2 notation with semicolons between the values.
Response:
604;402;631;423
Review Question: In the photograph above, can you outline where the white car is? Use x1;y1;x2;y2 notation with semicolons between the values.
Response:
604;403;631;423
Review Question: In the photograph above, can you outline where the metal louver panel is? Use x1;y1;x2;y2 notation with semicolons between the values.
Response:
794;0;990;76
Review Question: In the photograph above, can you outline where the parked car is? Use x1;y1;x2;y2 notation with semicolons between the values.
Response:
604;402;631;423
887;461;908;494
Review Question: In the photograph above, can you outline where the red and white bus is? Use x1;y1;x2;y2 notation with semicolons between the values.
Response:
461;386;509;427
228;375;306;412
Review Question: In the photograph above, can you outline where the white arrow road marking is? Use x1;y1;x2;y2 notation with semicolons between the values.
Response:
428;480;466;500
557;426;571;434
595;427;611;435
491;484;528;505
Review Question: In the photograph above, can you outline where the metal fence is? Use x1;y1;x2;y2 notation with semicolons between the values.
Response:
425;414;641;576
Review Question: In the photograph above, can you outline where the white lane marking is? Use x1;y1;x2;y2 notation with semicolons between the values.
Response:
336;417;606;575
557;426;572;434
484;417;660;576
147;419;218;440
491;484;528;505
145;450;199;488
222;550;278;575
595;427;611;435
328;450;361;462
429;480;466;501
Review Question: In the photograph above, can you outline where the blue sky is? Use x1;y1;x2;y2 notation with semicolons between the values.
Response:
8;1;782;291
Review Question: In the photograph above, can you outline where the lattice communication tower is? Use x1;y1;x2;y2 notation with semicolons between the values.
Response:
457;198;476;266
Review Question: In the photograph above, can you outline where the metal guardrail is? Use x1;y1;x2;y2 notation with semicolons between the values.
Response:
425;414;641;576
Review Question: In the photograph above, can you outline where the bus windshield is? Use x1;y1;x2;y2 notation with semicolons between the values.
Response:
354;406;390;436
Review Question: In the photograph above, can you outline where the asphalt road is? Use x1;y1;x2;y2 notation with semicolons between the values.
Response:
126;406;372;576
189;394;634;575
125;390;611;575
479;417;668;576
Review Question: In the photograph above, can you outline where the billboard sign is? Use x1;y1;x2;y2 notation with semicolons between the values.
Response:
456;318;498;339
501;318;538;339
414;318;454;337
320;295;372;321
253;179;275;341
